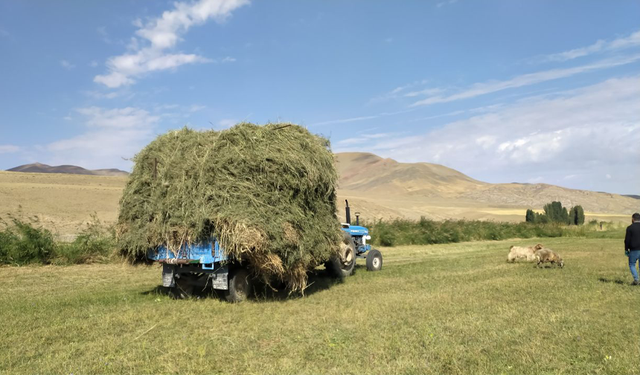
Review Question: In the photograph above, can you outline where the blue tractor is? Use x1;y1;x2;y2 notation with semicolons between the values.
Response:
148;200;382;301
325;200;383;278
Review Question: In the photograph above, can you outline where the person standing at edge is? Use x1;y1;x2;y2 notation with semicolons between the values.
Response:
624;213;640;285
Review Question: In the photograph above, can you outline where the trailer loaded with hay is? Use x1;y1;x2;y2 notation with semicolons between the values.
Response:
117;123;382;302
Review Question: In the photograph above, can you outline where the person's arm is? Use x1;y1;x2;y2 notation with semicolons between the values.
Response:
625;226;631;254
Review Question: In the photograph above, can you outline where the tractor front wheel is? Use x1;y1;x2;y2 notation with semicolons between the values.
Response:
366;249;383;271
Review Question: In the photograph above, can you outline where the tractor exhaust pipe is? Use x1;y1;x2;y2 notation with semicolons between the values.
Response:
345;200;351;224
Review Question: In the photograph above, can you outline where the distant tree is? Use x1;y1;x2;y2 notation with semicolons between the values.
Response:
573;206;584;225
536;212;550;224
543;201;570;224
570;205;585;225
561;207;570;225
525;209;536;223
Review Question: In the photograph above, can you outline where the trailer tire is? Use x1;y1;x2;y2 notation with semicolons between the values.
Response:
326;232;356;279
171;275;194;299
225;267;253;303
366;249;383;271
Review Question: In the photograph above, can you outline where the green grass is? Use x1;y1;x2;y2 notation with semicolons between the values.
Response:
1;237;638;374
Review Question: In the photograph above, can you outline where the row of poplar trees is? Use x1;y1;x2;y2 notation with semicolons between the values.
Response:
526;201;585;225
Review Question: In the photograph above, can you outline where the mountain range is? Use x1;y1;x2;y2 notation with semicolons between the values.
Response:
7;163;129;177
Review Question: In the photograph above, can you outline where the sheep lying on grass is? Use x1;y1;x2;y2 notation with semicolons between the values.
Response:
507;244;543;263
535;248;564;268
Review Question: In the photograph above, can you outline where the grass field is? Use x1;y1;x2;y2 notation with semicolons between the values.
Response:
1;237;639;374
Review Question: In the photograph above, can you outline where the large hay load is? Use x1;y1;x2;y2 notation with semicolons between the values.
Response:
117;123;342;292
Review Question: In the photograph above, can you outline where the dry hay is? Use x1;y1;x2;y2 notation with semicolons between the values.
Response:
116;123;342;292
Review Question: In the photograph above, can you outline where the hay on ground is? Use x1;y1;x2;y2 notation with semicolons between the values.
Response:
116;123;342;292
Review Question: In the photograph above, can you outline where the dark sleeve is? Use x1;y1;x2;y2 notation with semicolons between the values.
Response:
625;226;631;251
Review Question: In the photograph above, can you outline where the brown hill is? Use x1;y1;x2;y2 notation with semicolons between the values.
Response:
7;163;129;177
335;153;637;222
337;152;486;197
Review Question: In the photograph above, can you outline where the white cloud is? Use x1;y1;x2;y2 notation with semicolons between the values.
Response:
89;60;99;68
73;107;158;129
0;145;20;154
84;90;121;99
338;76;640;194
337;133;395;147
215;118;238;129
403;88;443;97
94;72;135;88
60;60;76;70
312;109;416;127
540;29;640;63
45;107;160;169
94;0;249;88
407;110;465;123
368;80;429;104
411;54;640;107
312;115;380;127
188;104;206;112
97;27;112;44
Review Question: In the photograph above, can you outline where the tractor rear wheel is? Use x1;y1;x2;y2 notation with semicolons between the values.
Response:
366;249;383;271
327;233;356;279
225;267;253;303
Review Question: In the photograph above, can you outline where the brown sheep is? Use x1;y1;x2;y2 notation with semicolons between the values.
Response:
535;248;564;268
507;244;543;263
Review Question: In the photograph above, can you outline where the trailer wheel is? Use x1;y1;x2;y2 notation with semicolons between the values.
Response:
366;249;383;271
225;267;253;303
327;232;356;279
171;275;194;299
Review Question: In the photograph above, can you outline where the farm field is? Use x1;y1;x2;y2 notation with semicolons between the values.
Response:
1;237;638;374
0;168;633;240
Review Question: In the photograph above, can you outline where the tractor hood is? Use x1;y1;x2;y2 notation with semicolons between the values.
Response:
342;225;369;237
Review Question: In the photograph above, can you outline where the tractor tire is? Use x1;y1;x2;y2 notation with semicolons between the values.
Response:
171;275;194;299
366;249;383;271
327;232;356;279
225;267;253;303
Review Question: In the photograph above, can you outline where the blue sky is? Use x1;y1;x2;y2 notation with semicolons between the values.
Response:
0;0;639;194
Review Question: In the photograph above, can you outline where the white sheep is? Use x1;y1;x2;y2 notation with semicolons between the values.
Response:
507;244;543;263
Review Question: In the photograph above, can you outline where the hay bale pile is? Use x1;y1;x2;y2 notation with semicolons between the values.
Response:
117;123;342;292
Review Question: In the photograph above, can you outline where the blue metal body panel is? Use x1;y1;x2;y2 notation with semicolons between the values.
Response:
342;225;369;237
147;240;228;264
148;227;373;262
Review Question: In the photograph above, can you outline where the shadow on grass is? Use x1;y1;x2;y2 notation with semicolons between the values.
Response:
597;277;627;285
252;269;343;302
141;286;172;296
140;268;344;302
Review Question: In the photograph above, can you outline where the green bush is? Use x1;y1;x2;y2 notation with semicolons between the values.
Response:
0;215;115;266
367;217;615;247
0;218;56;265
53;216;115;264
